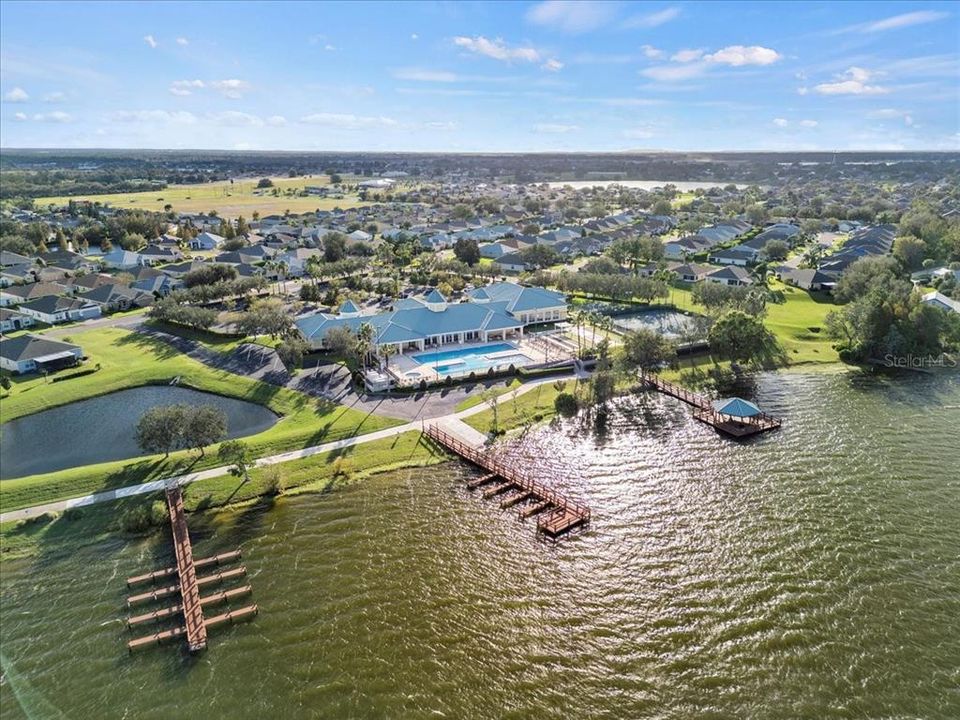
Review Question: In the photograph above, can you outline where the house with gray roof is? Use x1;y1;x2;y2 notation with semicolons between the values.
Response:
0;334;83;374
705;266;753;287
15;295;102;324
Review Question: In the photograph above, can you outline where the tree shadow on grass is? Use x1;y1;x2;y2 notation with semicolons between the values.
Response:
113;328;181;361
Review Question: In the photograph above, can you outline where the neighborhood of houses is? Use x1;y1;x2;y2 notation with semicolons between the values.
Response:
2;176;958;381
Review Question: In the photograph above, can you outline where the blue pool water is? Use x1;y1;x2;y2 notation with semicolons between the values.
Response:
412;342;531;377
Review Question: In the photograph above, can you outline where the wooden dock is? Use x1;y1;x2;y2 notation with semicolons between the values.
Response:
424;425;591;538
124;484;257;654
639;371;782;438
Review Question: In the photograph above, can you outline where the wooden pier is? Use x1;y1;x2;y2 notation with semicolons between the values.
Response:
424;425;591;538
124;484;258;654
639;371;782;438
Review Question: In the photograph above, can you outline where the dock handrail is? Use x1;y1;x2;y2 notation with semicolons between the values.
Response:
640;370;782;429
424;425;591;523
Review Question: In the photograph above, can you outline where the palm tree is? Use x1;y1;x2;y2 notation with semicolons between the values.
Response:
355;322;376;372
569;308;583;357
276;260;289;294
378;343;398;369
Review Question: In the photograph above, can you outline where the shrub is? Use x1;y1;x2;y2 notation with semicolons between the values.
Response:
51;367;99;383
263;466;286;496
554;392;579;417
118;500;168;534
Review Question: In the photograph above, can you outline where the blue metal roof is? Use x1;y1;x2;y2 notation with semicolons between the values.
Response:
711;397;761;418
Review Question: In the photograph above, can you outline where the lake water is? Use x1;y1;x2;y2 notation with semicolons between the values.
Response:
0;386;278;479
546;180;748;191
1;370;958;718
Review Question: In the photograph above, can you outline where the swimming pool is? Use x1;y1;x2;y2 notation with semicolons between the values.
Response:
412;342;532;377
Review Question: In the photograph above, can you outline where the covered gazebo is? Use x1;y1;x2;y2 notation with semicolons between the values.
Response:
711;397;762;420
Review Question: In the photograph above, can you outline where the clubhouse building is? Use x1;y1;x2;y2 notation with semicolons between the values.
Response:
296;282;568;354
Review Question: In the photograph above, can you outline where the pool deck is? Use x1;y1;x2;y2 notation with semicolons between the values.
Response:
390;338;559;384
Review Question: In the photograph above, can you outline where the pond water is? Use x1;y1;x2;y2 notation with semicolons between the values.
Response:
0;370;958;718
0;386;278;479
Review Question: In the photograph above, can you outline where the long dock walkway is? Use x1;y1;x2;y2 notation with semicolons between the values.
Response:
166;485;207;652
424;425;591;538
639;371;782;437
124;484;257;654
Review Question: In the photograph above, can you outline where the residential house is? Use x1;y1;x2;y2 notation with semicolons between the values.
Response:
0;334;84;374
777;267;833;291
15;295;102;324
189;232;226;251
139;244;184;264
81;283;154;313
0;307;35;332
100;248;147;269
669;262;714;283
705;266;753;286
921;291;960;315
0;281;70;307
708;246;758;266
493;252;528;273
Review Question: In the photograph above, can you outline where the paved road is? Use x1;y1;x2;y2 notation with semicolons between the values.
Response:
0;376;579;524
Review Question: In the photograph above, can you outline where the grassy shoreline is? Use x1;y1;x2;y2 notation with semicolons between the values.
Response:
0;430;447;562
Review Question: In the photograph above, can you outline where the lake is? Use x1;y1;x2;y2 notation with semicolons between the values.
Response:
0;385;278;479
1;370;958;718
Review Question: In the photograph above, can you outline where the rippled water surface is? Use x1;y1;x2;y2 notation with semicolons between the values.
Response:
1;371;959;719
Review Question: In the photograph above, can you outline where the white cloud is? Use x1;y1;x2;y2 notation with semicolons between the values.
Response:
210;111;263;127
32;111;71;123
814;67;889;95
14;112;27;121
867;108;914;126
299;113;398;129
176;37;189;46
799;119;819;128
411;33;419;40
453;36;540;63
324;44;336;51
541;58;564;72
143;35;158;49
392;68;458;82
842;10;950;34
797;86;809;96
639;63;707;82
671;48;703;63
169;79;205;96
533;123;579;133
640;45;663;59
623;7;681;28
109;110;197;124
703;45;781;66
266;115;287;127
4;87;29;102
526;1;617;33
773;118;789;127
424;121;458;131
42;91;66;103
210;79;251;99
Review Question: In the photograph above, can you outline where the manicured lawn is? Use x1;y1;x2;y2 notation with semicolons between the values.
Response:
764;280;839;364
454;378;521;411
0;431;447;560
34;175;375;219
463;382;568;433
0;327;401;511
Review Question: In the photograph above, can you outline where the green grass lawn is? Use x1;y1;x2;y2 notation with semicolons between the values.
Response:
33;175;374;219
454;378;521;412
462;381;568;433
0;430;447;560
0;327;401;511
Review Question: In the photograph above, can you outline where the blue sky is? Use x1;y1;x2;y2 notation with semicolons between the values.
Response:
1;1;957;152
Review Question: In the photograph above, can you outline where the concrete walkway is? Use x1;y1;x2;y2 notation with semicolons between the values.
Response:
0;374;581;523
